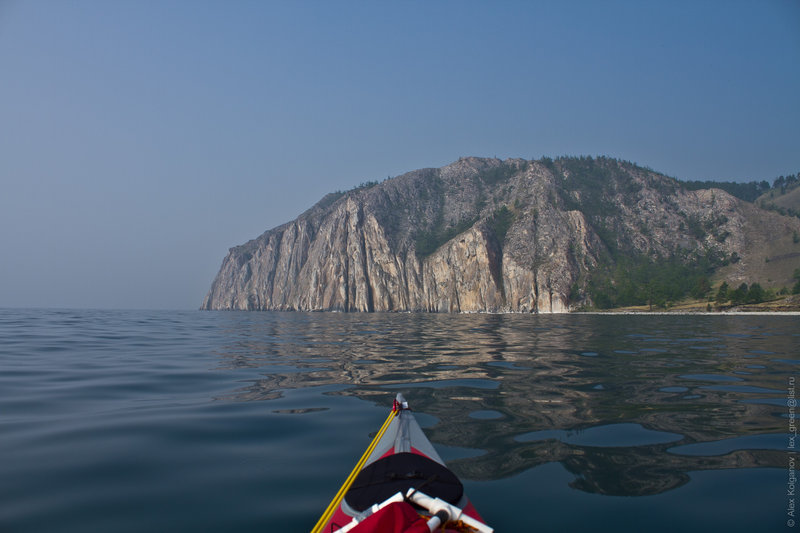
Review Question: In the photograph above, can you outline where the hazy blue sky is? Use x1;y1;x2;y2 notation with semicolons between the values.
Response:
1;0;798;310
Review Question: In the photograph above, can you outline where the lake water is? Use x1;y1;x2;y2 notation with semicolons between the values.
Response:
0;309;796;532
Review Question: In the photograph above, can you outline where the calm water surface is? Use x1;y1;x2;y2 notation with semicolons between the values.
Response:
0;309;796;532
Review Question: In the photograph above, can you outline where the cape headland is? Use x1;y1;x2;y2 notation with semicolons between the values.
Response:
202;156;800;313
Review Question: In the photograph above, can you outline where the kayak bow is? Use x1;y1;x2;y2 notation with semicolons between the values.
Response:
311;394;492;533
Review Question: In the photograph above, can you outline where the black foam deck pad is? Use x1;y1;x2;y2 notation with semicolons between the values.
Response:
345;452;464;513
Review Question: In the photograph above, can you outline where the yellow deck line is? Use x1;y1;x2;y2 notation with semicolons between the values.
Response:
310;409;397;533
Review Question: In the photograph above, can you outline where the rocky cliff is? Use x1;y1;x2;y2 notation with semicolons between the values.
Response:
202;156;800;312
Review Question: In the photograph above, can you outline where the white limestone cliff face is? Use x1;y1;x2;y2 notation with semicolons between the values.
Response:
202;157;800;312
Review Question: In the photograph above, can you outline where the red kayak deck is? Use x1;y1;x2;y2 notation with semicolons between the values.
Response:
312;395;492;533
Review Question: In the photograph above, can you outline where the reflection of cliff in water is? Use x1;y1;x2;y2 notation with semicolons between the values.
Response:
447;435;786;496
213;312;793;496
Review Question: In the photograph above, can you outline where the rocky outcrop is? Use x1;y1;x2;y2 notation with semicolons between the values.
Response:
202;156;800;312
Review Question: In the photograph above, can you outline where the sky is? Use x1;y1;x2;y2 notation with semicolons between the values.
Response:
0;0;798;310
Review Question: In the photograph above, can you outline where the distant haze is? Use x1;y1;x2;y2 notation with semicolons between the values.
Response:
0;1;798;310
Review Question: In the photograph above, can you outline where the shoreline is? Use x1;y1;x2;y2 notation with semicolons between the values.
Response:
574;310;800;316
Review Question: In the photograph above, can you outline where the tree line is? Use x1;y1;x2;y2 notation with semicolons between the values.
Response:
585;263;800;310
681;172;799;203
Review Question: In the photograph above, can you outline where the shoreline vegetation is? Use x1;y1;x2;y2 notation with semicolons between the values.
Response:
581;266;800;314
585;293;800;314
